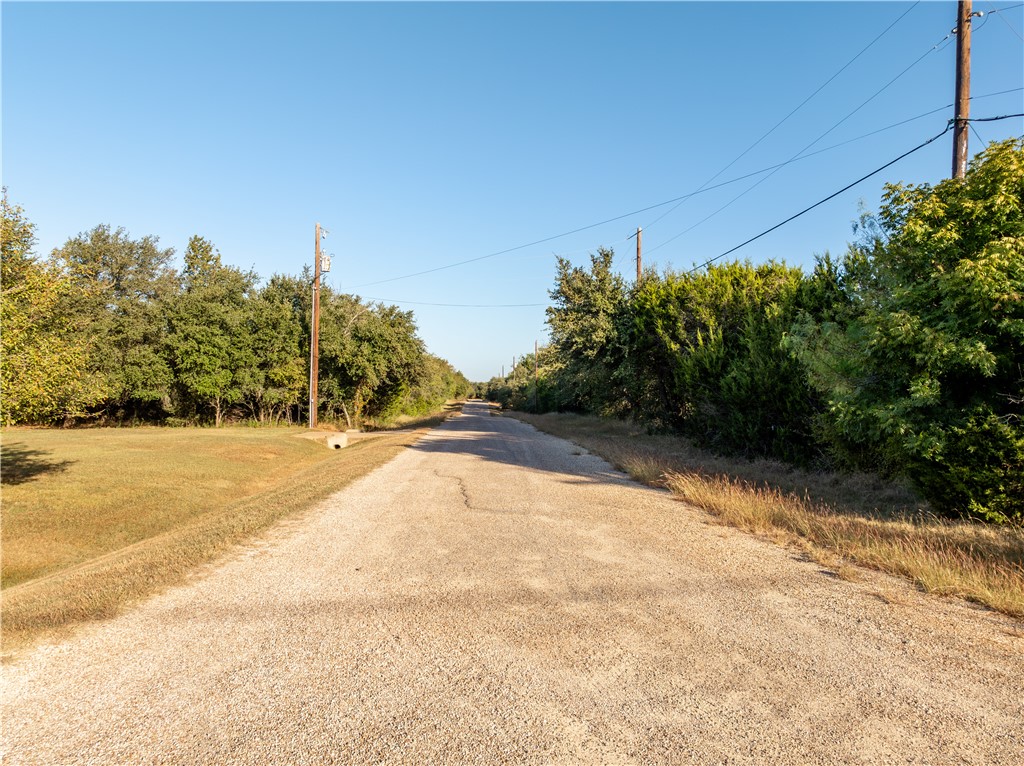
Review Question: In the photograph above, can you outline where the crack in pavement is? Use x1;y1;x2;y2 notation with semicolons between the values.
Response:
432;469;473;511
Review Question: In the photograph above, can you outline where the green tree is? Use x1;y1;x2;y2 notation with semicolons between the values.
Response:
166;237;257;425
792;138;1024;522
182;234;221;289
546;247;629;413
237;286;307;424
318;294;426;428
627;260;822;462
399;354;472;415
52;224;178;420
1;192;102;424
258;272;315;423
492;347;557;412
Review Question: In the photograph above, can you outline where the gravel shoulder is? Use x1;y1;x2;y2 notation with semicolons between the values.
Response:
2;402;1022;764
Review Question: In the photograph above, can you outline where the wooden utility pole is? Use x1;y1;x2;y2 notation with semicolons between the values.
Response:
636;227;642;282
309;222;322;429
534;339;539;412
953;0;973;179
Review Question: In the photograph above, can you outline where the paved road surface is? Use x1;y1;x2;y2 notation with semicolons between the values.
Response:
3;402;1022;764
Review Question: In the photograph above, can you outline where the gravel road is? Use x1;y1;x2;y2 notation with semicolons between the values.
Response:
3;402;1022;765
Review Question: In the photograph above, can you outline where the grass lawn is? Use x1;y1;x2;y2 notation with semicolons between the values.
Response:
512;411;1024;620
0;424;430;653
3;427;339;586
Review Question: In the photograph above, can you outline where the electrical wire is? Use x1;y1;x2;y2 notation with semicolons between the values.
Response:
350;207;682;289
970;3;1024;33
972;86;1024;99
972;10;994;34
367;117;1023;308
681;115;1024;276
352;6;927;291
645;26;957;258
964;114;1024;155
684;125;954;278
362;298;546;308
968;112;1024;122
605;91;1019;273
554;235;634;263
986;1;1024;40
352;92;1022;290
640;1;922;234
373;117;1023;308
657;92;1021;198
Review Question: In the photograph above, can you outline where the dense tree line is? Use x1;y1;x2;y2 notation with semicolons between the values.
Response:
1;196;471;429
489;139;1023;523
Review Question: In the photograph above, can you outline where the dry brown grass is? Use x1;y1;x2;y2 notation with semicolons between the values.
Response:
513;411;1024;619
1;426;426;653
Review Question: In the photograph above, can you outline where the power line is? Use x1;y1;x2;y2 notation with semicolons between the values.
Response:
352;7;927;291
363;297;546;308
641;1;922;233
985;1;1024;39
350;209;672;289
684;121;964;276
368;119;1022;308
605;90;1019;273
646;26;958;258
351;93;1021;292
971;2;1023;34
552;234;634;262
641;90;1019;213
969;112;1024;121
972;86;1024;99
611;101;955;271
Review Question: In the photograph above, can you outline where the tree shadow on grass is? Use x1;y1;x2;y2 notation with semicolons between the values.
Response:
1;443;74;485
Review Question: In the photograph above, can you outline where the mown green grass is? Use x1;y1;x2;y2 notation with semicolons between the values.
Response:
0;424;434;653
513;411;1024;619
2;427;338;587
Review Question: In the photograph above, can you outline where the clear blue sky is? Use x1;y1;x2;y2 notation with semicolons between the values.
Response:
4;1;1022;381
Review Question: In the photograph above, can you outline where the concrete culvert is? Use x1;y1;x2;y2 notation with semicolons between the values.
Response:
327;433;348;450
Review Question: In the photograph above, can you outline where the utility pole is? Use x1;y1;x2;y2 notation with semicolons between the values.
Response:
636;227;642;282
536;339;544;413
953;0;973;179
309;222;322;429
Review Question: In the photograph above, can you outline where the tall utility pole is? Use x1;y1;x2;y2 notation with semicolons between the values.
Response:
953;0;973;179
309;222;323;429
534;339;539;412
636;227;643;282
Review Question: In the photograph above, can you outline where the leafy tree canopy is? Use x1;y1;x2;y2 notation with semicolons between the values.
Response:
794;138;1024;521
1;192;103;424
